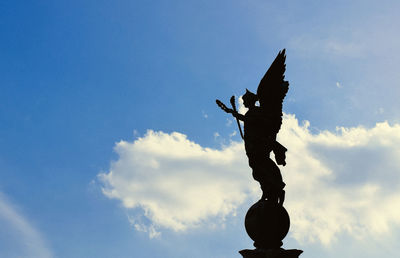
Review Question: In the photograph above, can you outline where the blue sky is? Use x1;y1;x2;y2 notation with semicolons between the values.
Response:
1;1;400;257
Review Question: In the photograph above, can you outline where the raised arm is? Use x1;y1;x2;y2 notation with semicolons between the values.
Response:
216;99;245;121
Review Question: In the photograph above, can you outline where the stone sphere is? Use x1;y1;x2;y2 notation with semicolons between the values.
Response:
244;200;290;249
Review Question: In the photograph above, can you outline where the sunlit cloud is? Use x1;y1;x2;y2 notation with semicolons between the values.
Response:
279;116;400;245
99;114;400;246
99;130;253;234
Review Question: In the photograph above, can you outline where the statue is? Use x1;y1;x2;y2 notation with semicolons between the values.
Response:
216;49;288;204
216;49;303;257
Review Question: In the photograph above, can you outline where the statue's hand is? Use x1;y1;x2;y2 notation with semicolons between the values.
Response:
216;99;232;113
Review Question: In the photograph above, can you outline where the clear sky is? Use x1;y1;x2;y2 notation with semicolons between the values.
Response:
1;1;400;257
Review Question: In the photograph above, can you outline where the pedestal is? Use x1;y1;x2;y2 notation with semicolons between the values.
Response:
239;248;303;258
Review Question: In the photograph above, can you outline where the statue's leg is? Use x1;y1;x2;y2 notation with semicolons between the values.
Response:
259;158;286;204
253;168;268;200
248;152;270;200
247;150;285;203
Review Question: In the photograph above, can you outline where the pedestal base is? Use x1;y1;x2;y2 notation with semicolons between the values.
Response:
239;248;303;258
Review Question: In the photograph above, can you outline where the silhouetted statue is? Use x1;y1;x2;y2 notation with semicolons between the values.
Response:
216;49;288;204
216;49;303;257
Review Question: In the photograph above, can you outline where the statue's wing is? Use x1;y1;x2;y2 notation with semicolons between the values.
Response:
257;49;289;115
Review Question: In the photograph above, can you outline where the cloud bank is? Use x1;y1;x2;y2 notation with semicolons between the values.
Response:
99;130;254;234
99;114;400;245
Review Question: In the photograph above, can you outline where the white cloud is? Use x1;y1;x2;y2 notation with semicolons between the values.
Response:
99;114;400;246
279;116;400;245
237;95;248;115
0;193;53;258
98;130;254;234
127;214;161;239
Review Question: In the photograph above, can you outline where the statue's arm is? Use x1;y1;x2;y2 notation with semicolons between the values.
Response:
221;108;245;121
216;99;245;121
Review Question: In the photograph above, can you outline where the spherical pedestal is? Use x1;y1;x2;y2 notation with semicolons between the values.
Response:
244;200;290;249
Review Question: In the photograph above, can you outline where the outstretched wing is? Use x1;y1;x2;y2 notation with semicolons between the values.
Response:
257;49;289;116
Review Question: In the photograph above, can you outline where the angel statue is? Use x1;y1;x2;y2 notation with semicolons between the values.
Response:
216;49;289;205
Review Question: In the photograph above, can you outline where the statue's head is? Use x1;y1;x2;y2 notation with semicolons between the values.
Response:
242;89;258;108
